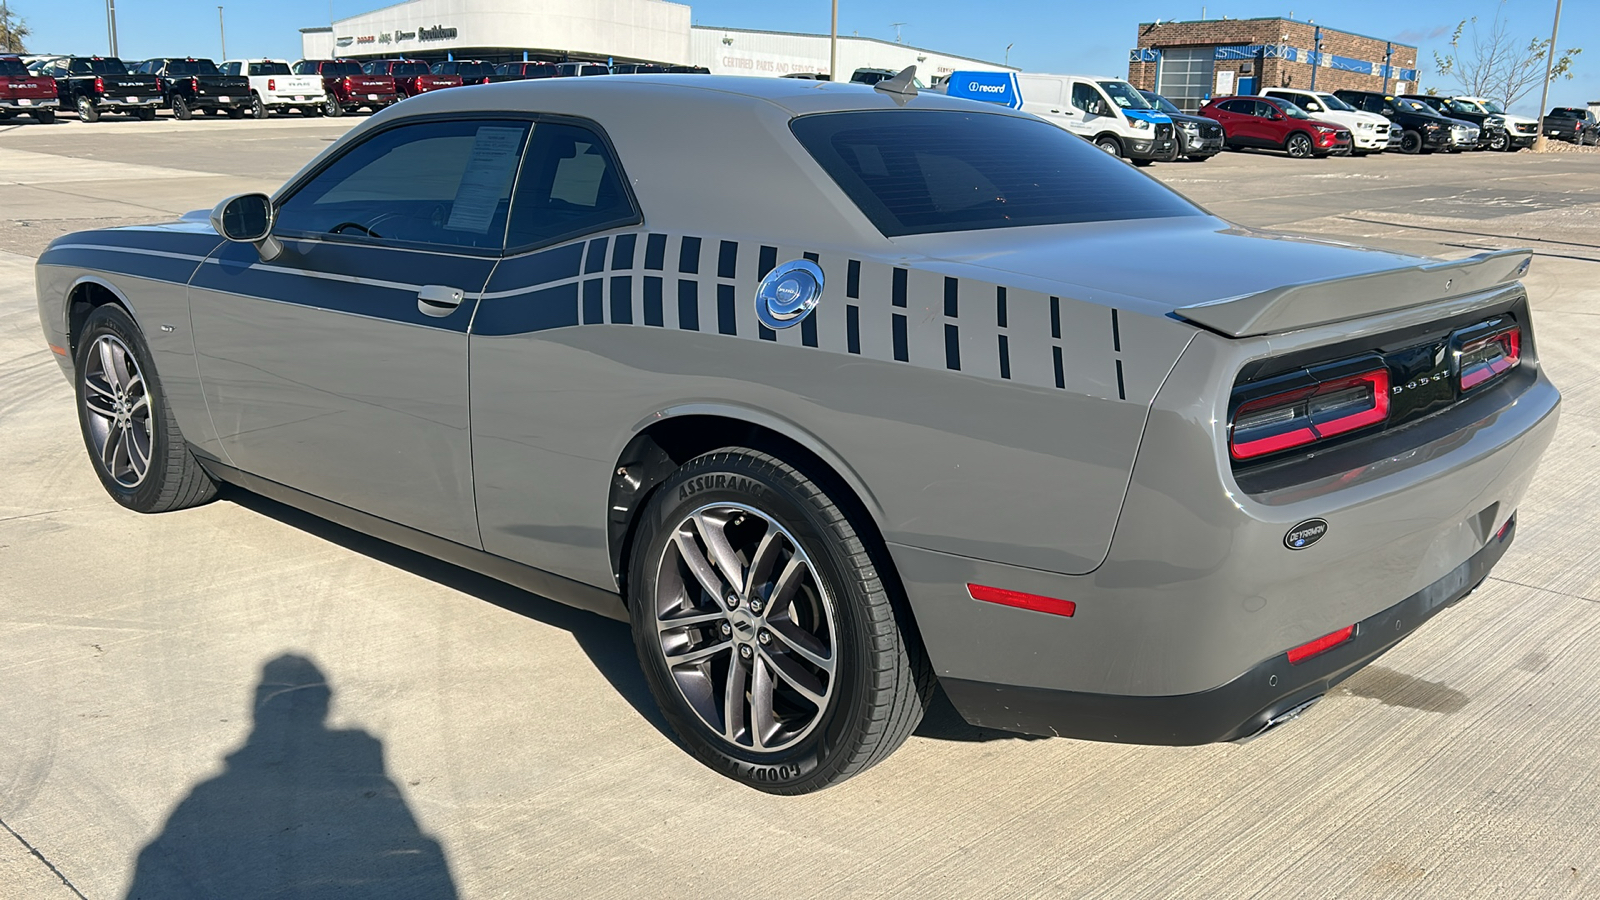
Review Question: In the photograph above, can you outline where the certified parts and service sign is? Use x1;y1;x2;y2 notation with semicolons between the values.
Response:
944;71;1023;109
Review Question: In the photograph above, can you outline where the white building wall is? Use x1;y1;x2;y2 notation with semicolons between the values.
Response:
309;0;692;63
300;29;335;60
690;28;1012;80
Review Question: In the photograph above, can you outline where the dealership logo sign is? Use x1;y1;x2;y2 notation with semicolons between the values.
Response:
418;24;458;42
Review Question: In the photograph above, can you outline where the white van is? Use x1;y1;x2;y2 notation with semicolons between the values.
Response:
1259;88;1392;154
1015;74;1176;164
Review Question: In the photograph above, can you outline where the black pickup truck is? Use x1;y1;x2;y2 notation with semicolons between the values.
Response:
1400;94;1502;150
1335;89;1464;154
36;56;161;121
133;58;250;119
1545;107;1599;145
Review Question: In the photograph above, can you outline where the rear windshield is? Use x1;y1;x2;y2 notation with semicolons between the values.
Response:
0;59;27;77
1550;108;1586;118
249;61;291;76
390;62;429;76
164;59;219;76
70;58;130;75
322;61;363;76
453;63;495;78
790;110;1203;237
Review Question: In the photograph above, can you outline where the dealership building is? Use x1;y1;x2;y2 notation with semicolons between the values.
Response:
299;0;1011;80
1127;17;1419;111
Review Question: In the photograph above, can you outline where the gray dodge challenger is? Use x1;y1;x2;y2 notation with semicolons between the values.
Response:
36;74;1559;793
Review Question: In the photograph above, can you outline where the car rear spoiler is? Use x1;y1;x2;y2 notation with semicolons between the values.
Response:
1174;249;1533;338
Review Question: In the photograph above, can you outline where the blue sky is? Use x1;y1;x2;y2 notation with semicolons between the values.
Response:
13;0;1596;114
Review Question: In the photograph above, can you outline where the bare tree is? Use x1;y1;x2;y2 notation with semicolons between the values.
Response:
0;2;31;54
1433;1;1580;109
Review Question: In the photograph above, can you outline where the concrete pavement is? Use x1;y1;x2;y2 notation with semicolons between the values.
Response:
2;117;1599;899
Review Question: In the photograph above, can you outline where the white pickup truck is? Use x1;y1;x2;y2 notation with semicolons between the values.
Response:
219;59;326;118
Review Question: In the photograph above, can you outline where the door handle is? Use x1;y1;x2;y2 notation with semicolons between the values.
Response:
417;284;464;318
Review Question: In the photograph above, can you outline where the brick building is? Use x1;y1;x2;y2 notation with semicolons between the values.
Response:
1128;18;1418;112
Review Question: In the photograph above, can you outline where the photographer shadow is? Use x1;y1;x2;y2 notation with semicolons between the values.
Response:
126;653;458;900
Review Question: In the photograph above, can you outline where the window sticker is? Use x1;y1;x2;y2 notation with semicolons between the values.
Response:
445;126;526;234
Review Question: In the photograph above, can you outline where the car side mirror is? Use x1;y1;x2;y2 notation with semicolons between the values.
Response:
210;193;283;261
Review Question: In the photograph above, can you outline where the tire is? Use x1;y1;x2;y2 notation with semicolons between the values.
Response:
73;305;218;514
250;94;267;119
76;96;99;123
628;448;931;794
135;107;156;121
1131;158;1153;167
226;106;244;119
1400;129;1422;155
324;96;344;117
33;109;55;124
172;96;192;120
1285;132;1314;158
305;104;323;117
1186;153;1213;162
1094;135;1122;158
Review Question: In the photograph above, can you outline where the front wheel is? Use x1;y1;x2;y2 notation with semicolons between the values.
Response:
1400;129;1423;155
135;107;156;121
74;305;218;513
1094;135;1122;158
629;448;931;794
1285;132;1314;158
1488;131;1508;151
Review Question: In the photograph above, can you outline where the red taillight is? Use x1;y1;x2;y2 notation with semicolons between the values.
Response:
94;75;104;93
1230;368;1390;460
967;584;1076;618
1459;327;1521;391
1287;625;1355;665
189;76;200;92
267;77;276;91
342;76;352;90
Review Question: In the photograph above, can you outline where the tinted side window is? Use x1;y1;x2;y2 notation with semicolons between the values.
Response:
276;120;532;252
505;121;637;250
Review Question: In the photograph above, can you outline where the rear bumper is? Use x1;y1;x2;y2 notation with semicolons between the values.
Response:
90;95;160;109
188;94;247;109
341;92;400;106
0;97;58;110
262;94;324;106
942;516;1514;743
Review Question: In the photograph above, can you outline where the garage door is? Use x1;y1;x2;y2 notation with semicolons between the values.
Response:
1156;47;1214;112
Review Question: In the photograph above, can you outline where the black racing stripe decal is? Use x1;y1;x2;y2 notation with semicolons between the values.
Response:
643;277;664;327
472;283;579;336
717;284;737;335
1050;296;1061;340
759;245;777;279
496;242;584;285
996;286;1007;328
194;257;474;333
1115;359;1127;400
847;305;861;354
583;279;603;324
679;236;701;274
944;324;960;371
892;268;907;308
1053;346;1065;389
56;229;225;257
1111;308;1122;352
585;237;609;274
846;260;861;299
678;280;699;331
998;334;1011;380
644;233;667;270
610;275;633;324
45;248;203;288
803;251;819;263
944;277;958;318
892;314;908;362
718;241;738;280
801;311;818;348
759;325;777;341
611;233;637;270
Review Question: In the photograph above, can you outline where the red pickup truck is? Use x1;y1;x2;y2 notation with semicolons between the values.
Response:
291;58;399;116
0;55;61;124
362;60;461;98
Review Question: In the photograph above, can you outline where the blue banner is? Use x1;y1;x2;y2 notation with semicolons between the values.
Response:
944;71;1023;109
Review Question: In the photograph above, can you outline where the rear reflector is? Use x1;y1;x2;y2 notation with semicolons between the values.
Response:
1459;326;1521;392
1231;368;1390;460
1286;625;1355;665
967;584;1076;618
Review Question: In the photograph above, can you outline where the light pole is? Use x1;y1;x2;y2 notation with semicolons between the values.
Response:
829;0;837;82
106;0;119;57
1534;0;1564;151
1005;42;1013;67
218;7;227;60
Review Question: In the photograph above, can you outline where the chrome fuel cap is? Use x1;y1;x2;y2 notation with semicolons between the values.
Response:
754;259;824;330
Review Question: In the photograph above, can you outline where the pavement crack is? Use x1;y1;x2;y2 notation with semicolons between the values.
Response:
0;815;89;900
1486;575;1600;606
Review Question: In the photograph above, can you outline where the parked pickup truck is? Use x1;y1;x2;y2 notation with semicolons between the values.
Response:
1545;107;1599;145
132;58;249;119
220;59;326;118
0;54;59;123
292;59;399;116
1399;94;1501;151
362;60;461;97
430;60;512;85
36;56;160;121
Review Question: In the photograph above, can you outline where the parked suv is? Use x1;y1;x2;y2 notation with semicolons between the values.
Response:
292;59;399;116
0;54;60;123
431;60;510;85
1400;94;1501;151
1334;90;1467;154
1545;107;1599;145
1140;89;1224;161
496;61;560;80
553;62;610;78
1200;95;1352;158
1017;74;1175;164
135;58;249;119
39;56;161;121
363;59;461;97
220;59;326;118
1260;88;1391;155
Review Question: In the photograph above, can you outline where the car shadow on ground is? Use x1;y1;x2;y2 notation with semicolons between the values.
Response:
125;653;459;900
222;487;674;740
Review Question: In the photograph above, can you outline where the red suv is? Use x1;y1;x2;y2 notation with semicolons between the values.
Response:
1200;95;1352;158
362;60;461;98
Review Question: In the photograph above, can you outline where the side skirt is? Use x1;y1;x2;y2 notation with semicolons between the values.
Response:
199;457;629;622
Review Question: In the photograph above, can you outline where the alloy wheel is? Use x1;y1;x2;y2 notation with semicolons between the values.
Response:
81;334;152;488
653;502;838;753
1287;134;1313;158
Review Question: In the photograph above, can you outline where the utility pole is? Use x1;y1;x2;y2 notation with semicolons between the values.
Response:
106;0;119;57
829;0;838;82
1534;0;1564;151
218;7;226;60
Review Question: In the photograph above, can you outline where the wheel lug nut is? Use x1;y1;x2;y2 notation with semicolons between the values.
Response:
739;644;753;660
758;630;771;646
720;622;732;636
725;594;739;609
750;599;764;614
